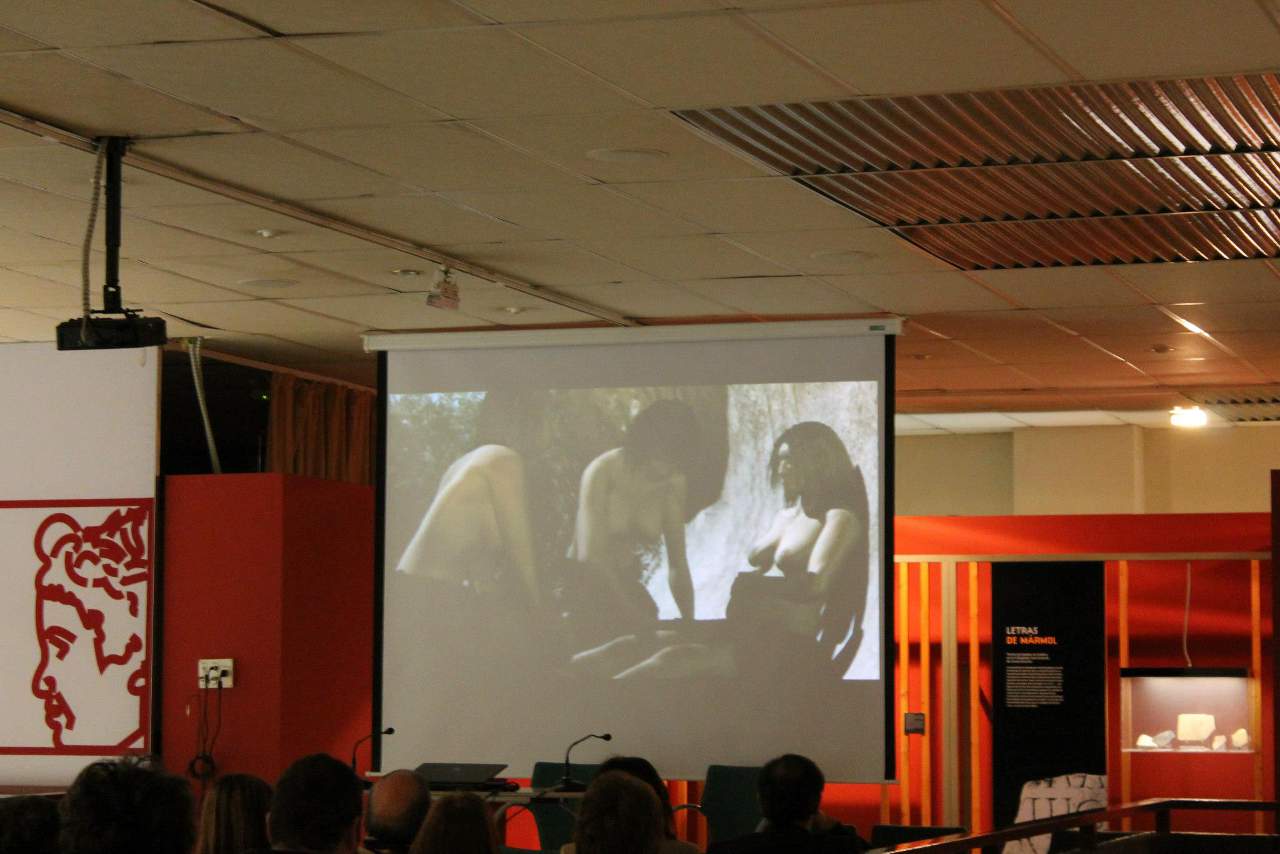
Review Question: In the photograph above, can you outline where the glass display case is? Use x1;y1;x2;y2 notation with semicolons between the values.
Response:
1120;668;1253;753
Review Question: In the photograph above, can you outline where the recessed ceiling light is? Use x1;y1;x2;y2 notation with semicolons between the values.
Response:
253;228;283;239
238;278;297;289
586;147;669;163
809;249;871;263
1150;344;1175;354
390;268;424;278
1170;405;1208;428
502;306;529;315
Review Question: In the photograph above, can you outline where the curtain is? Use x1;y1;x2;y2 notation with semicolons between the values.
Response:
267;372;375;485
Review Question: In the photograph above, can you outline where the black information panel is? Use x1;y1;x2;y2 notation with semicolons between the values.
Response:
992;561;1107;830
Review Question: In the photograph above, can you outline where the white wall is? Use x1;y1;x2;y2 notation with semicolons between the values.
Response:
895;423;1280;516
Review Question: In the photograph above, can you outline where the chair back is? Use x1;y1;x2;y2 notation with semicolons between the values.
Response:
701;764;762;845
528;761;600;851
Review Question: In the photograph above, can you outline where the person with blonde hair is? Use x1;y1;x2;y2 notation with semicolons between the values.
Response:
194;773;271;854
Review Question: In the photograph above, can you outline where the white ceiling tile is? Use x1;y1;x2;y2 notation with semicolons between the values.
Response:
579;234;792;279
1006;410;1124;428
472;111;769;183
460;291;595;325
130;204;371;254
307;195;531;245
1113;260;1280;305
0;25;45;52
71;41;446;133
440;185;705;240
0;307;59;340
117;217;255;259
893;414;945;435
726;228;955;275
1173;302;1280;334
967;266;1148;309
143;254;393;299
0;143;228;207
1004;0;1280;79
13;258;247;305
0;53;240;137
274;248;444;289
552;281;732;317
0;124;48;149
279;293;482;331
210;0;485;34
0;268;80;308
0;226;80;263
463;0;717;22
679;275;881;314
517;15;852;107
149;298;363;337
915;412;1028;432
825;271;1011;313
132;134;412;201
618;178;870;232
298;29;638;118
292;124;579;191
433;240;649;286
196;332;358;364
752;0;1070;95
0;0;256;47
1108;410;1182;428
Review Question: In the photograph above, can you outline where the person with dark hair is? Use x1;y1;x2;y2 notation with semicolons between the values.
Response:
561;757;698;854
709;755;867;854
0;794;59;854
407;792;498;854
569;398;701;641
195;773;272;854
60;757;195;854
571;771;665;854
737;421;870;674
396;388;549;611
364;770;431;854
255;754;362;854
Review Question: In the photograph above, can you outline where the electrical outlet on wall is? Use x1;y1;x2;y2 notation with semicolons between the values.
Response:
197;658;234;689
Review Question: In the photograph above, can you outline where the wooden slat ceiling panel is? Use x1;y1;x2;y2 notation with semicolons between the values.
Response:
677;74;1280;270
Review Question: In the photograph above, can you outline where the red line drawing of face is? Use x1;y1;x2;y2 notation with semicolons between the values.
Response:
31;507;149;748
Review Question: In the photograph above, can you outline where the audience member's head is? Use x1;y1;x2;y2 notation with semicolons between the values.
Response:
0;794;59;854
598;755;676;838
194;773;272;854
268;754;362;854
407;792;498;854
60;757;195;854
758;753;825;830
366;770;432;852
573;771;664;854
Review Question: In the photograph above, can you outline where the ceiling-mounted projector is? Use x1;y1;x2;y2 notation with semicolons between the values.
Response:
57;137;167;351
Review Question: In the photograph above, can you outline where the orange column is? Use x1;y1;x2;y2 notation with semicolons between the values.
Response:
919;562;932;825
967;561;981;834
899;562;912;825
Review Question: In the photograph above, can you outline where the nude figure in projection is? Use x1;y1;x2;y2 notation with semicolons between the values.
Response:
31;506;151;748
396;390;544;611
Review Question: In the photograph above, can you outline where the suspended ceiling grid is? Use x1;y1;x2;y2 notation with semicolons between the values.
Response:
0;1;1277;408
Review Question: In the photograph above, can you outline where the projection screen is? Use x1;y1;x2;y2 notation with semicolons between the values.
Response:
372;321;896;782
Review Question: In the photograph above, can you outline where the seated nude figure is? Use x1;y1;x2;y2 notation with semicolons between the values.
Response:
604;420;869;680
396;391;543;611
566;399;701;673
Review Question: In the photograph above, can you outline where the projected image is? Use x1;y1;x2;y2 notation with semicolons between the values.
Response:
388;382;879;686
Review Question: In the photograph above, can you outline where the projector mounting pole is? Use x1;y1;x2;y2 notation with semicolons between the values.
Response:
102;136;125;314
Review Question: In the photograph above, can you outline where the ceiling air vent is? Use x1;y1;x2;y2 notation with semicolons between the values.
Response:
1182;387;1280;423
677;73;1280;270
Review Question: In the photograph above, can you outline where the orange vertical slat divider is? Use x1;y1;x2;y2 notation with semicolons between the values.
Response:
919;561;933;825
1251;559;1264;833
899;561;912;825
1118;560;1131;830
968;560;981;834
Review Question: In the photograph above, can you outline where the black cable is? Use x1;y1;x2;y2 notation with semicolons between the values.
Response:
187;665;220;790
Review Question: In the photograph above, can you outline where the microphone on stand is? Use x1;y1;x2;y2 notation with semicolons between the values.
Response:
559;732;612;792
351;726;395;772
